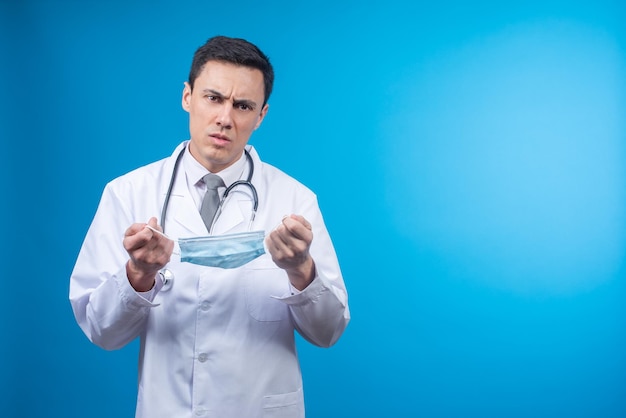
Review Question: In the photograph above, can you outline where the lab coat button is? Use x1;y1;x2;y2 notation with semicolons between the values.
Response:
200;301;211;311
198;353;208;362
194;407;206;416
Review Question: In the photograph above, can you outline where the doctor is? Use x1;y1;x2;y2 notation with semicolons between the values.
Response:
70;35;349;418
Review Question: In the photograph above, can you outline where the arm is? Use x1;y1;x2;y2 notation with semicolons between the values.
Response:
124;217;174;292
265;214;316;290
266;210;350;348
69;184;171;350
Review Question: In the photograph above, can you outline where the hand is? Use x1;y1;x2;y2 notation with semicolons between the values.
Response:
123;217;174;292
265;214;316;291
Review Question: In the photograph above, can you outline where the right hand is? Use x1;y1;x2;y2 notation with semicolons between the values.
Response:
123;217;174;292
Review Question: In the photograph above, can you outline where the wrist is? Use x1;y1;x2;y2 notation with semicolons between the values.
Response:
287;258;315;291
126;260;157;292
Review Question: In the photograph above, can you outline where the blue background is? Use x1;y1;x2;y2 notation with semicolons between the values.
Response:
2;0;625;417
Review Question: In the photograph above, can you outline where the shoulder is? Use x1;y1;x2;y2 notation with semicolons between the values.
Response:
104;143;185;195
250;146;316;198
107;157;168;190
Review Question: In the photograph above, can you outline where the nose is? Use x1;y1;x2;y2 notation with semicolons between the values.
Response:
216;103;233;129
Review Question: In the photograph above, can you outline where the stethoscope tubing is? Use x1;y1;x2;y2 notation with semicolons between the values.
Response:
161;146;258;234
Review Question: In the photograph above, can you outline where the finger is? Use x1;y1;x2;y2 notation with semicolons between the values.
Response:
127;234;172;268
124;230;152;252
147;217;161;230
270;227;311;260
125;222;148;237
266;228;289;251
145;227;173;245
144;217;174;256
289;214;312;230
274;222;301;247
281;217;313;243
265;233;294;265
124;220;160;252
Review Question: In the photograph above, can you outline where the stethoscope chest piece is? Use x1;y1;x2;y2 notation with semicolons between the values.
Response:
159;268;174;292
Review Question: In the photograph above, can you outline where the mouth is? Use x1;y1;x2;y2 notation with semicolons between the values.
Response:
209;133;231;145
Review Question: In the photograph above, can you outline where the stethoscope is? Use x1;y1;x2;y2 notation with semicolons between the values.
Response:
158;146;259;291
161;146;259;234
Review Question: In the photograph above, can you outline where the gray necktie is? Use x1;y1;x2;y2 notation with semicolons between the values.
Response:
200;174;225;232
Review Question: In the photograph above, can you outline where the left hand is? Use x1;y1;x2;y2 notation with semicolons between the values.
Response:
265;214;316;290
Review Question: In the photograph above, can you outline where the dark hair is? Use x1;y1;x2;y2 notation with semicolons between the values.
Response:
188;36;274;105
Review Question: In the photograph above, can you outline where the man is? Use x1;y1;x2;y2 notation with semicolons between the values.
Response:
70;36;349;418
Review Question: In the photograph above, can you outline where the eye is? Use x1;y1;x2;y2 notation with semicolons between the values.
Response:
206;95;221;103
236;103;254;111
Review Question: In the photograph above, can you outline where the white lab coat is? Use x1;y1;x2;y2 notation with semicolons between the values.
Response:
70;142;350;418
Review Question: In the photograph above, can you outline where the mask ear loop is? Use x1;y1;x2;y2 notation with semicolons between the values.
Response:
145;225;180;255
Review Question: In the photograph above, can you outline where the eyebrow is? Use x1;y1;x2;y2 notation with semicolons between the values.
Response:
202;89;258;109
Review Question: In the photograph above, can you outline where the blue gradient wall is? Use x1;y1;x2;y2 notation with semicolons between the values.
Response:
2;1;624;417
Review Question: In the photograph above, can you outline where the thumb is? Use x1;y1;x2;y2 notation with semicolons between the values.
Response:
147;217;161;230
290;214;312;230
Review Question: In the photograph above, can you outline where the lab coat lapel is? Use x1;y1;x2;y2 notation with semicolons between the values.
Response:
213;197;245;233
160;144;256;237
213;147;259;234
168;190;208;237
160;148;209;238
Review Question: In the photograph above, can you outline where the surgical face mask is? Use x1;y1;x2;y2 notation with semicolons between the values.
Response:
178;230;266;269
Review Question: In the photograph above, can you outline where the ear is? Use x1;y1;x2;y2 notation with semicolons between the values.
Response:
182;82;192;112
254;103;269;130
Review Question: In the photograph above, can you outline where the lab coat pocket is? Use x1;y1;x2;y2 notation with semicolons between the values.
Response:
262;388;304;418
244;256;289;322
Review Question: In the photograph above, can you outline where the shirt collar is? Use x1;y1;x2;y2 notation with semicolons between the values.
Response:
182;144;247;188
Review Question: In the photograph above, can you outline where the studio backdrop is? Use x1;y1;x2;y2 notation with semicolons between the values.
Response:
1;0;625;417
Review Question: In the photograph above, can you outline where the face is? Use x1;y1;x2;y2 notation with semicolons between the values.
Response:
182;60;269;172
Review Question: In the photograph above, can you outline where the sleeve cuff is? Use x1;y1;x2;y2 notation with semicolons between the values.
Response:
273;275;328;306
114;266;162;308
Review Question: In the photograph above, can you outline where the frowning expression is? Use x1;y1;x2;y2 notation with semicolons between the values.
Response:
182;60;268;173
